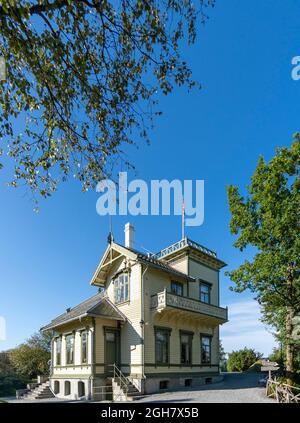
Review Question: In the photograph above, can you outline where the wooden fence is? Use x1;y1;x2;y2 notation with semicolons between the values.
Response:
266;379;300;403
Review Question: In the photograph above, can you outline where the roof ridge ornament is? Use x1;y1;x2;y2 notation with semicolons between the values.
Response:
107;231;114;244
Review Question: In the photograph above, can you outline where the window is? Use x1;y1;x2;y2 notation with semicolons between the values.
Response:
66;334;75;365
155;328;171;365
171;281;183;296
56;337;61;366
185;379;192;387
180;332;193;365
78;381;85;397
64;381;71;396
54;380;60;394
201;335;211;364
114;273;129;304
106;331;115;342
159;380;169;390
81;331;88;364
200;282;211;304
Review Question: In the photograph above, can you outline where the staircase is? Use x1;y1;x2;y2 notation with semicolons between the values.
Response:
23;380;55;400
110;364;142;401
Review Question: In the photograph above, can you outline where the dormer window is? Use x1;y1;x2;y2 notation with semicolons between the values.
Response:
114;273;129;304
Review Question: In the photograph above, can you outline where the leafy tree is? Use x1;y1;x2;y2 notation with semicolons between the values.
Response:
0;351;29;396
227;135;300;383
0;0;214;199
269;347;285;367
227;348;262;372
9;332;51;378
219;340;227;372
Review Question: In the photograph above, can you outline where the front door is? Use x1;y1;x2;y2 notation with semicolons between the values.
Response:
105;329;120;376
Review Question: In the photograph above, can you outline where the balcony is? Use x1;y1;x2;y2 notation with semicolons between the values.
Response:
151;290;228;323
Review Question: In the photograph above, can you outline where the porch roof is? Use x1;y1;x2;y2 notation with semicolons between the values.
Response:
41;292;126;331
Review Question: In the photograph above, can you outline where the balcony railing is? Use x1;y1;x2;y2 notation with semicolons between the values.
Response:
151;290;228;321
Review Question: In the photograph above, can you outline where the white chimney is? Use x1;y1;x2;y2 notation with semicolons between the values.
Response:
124;222;134;249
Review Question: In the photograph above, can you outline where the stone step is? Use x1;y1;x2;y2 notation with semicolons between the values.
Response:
22;380;54;400
30;392;55;399
115;380;139;392
127;391;142;397
34;386;51;393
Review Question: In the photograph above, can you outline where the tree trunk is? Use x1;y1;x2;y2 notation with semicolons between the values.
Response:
285;306;295;385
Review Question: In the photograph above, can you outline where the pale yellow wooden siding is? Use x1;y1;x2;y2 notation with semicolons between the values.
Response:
52;320;93;377
143;267;219;374
105;258;143;376
188;259;219;306
167;256;188;275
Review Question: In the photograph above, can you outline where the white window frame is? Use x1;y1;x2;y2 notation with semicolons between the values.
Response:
114;273;129;304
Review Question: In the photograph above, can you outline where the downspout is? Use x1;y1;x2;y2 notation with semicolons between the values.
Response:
141;265;149;386
89;317;96;400
50;333;55;379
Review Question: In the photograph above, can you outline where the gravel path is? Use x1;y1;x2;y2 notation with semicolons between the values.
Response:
1;373;275;403
138;373;275;403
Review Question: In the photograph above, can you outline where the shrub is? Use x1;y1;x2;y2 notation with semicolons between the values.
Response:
227;348;263;372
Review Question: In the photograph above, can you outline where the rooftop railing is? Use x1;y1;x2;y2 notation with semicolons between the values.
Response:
154;237;217;260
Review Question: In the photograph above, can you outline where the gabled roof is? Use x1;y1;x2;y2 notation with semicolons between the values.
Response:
90;241;195;286
41;292;126;331
123;244;196;281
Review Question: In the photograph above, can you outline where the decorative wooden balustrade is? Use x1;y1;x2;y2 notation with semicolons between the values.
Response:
266;379;300;403
151;289;228;321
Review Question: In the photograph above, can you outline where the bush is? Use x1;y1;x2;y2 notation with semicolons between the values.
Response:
0;351;29;396
227;348;263;372
0;373;29;397
0;332;51;397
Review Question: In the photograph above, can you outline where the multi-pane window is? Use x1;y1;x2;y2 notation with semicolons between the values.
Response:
200;282;211;304
114;273;129;304
81;331;88;364
180;332;193;365
56;337;61;366
171;281;183;296
66;334;74;364
201;335;211;364
155;328;170;365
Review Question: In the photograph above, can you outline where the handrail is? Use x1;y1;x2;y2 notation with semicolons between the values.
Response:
266;378;300;403
108;363;129;401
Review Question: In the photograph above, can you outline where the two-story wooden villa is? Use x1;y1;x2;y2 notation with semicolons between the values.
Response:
42;224;228;400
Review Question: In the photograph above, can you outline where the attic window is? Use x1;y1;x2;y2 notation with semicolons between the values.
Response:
114;273;129;304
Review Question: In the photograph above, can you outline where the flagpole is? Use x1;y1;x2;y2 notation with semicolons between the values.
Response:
182;200;185;239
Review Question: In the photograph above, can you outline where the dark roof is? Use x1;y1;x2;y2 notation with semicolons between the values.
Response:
118;243;195;281
41;292;126;331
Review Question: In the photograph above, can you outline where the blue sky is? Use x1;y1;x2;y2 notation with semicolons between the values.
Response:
1;0;300;355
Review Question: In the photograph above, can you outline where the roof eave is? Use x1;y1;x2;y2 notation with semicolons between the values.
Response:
90;242;138;286
138;258;195;282
41;312;90;332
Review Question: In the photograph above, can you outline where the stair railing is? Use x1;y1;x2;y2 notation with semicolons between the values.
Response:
109;363;129;401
